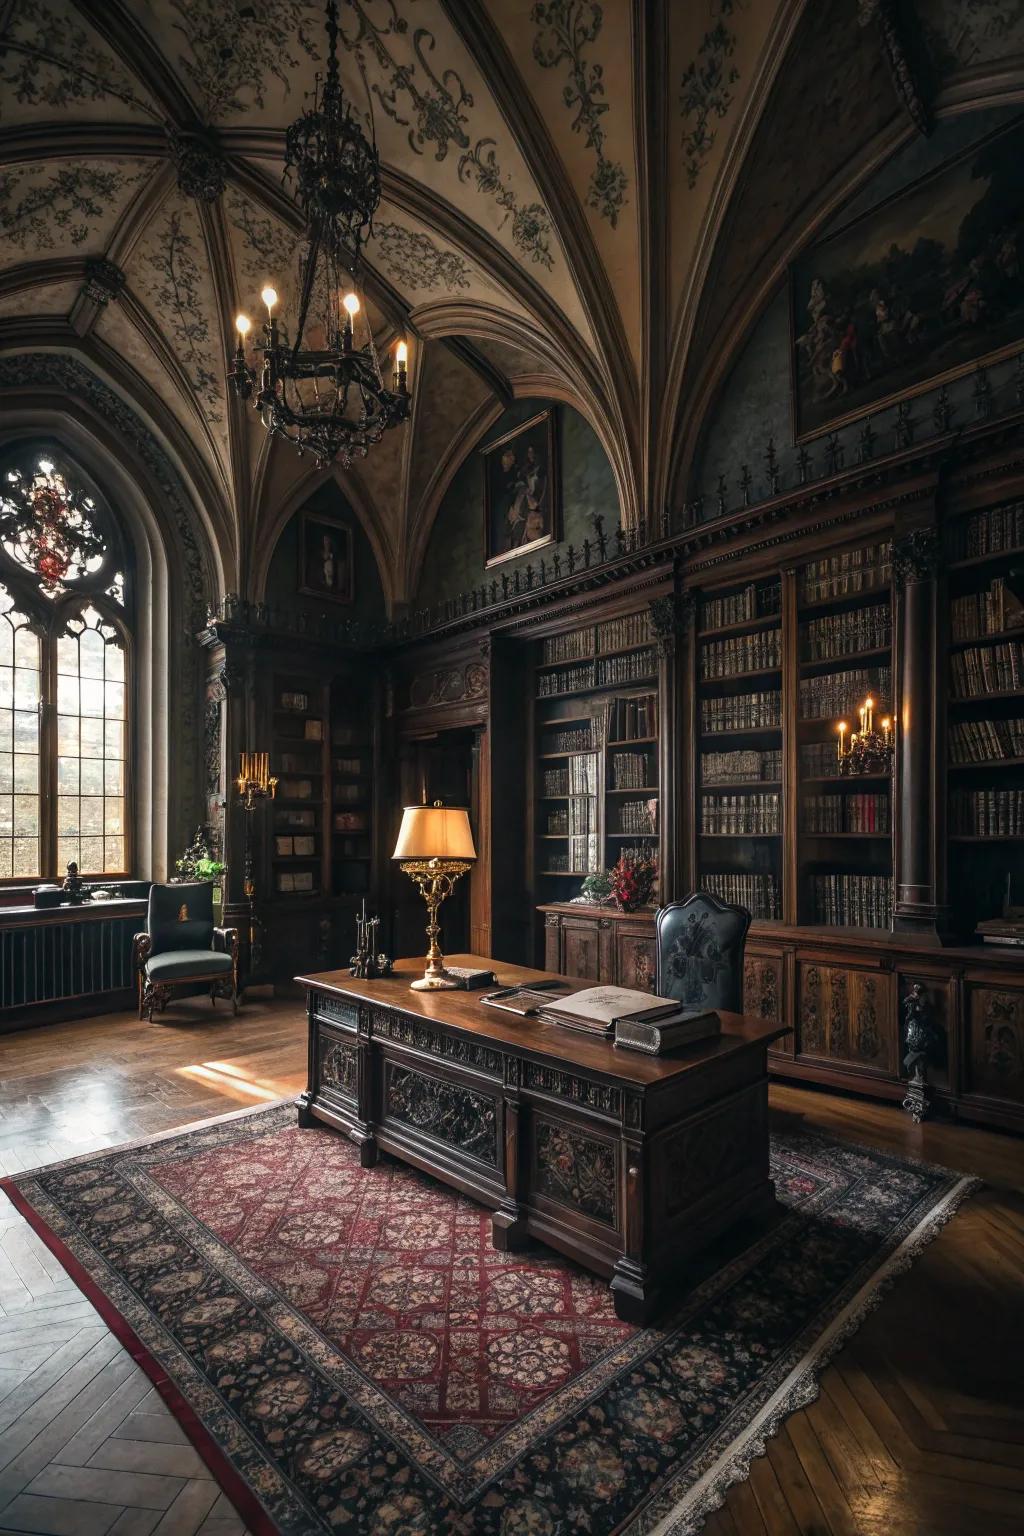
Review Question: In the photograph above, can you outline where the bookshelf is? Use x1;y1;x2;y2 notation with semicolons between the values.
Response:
270;673;330;899
946;500;1024;931
795;540;894;929
695;578;784;920
533;609;660;897
330;677;375;898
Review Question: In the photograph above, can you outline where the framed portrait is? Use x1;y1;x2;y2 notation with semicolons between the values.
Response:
482;410;560;568
298;512;353;605
790;119;1024;440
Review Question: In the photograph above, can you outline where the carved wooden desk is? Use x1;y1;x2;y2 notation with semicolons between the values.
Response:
296;954;789;1321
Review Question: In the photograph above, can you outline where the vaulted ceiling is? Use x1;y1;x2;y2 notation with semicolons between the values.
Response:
2;0;1022;609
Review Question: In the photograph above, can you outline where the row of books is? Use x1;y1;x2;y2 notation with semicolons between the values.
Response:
800;742;848;778
279;777;314;800
801;793;890;834
274;835;316;858
596;648;656;686
700;582;780;633
568;752;599;795
950;579;1023;641
949;717;1024;763
810;873;893;929
700;628;781;679
701;748;782;784
799;542;891;604
611;751;651;789
276;809;315;830
537;661;594;696
571;833;601;872
617;842;657;862
700;872;780;920
279;752;321;774
954;502;1024;560
276;870;316;894
802;603;890;662
597;612;651;653
607;694;657;740
799;667;891;720
334;783;363;804
542;629;593;664
547;810;568;835
544;725;594;753
950;790;1024;837
701;690;782;733
950;643;1024;697
543;767;570;796
618;799;657;834
334;812;366;832
701;792;780;835
334;756;364;776
568;795;596;835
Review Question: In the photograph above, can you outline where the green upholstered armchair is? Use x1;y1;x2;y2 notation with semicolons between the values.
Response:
133;882;239;1022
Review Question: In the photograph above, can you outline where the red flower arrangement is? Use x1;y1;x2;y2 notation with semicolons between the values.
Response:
609;851;657;913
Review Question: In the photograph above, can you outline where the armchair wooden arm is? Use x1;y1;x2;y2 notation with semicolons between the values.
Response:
132;932;152;1019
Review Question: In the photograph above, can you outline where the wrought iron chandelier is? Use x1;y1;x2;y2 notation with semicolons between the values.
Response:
228;0;410;466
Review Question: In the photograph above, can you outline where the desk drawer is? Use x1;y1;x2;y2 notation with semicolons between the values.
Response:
379;1056;501;1170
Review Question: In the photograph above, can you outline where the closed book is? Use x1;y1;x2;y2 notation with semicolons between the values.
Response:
614;1010;721;1055
541;985;679;1032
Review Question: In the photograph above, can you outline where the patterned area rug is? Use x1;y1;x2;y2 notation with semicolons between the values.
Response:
3;1103;977;1536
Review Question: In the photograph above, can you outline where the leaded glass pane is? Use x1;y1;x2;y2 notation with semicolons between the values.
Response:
0;587;39;878
12;839;36;876
81;679;104;717
52;611;128;872
80;798;103;833
80;757;103;795
57;716;79;754
57;757;79;793
81;717;103;757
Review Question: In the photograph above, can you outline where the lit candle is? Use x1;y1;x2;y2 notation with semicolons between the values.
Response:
865;696;874;734
881;716;891;745
235;313;251;339
261;286;278;317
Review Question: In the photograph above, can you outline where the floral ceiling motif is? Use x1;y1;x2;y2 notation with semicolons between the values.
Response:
371;221;472;293
0;0;154;122
531;1;627;227
165;0;323;119
679;1;749;191
132;200;223;425
0;162;145;255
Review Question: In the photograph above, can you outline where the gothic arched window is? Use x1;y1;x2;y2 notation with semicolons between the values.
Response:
0;447;129;882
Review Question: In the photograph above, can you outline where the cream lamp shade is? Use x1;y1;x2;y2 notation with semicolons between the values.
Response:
392;803;477;861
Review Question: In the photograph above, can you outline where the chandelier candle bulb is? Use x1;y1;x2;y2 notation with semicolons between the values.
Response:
838;721;847;761
261;286;277;316
235;314;251;337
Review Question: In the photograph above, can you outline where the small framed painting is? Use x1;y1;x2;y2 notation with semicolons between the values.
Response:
483;410;560;568
299;512;353;604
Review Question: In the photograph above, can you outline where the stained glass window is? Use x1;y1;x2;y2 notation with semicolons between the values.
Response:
0;448;130;884
56;608;127;874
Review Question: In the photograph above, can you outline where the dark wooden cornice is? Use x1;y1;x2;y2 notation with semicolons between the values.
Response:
0;122;168;165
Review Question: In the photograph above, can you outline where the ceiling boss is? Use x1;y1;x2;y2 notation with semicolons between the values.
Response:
228;0;410;467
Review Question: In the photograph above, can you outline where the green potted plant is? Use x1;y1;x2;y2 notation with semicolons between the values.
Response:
577;869;613;906
174;828;227;912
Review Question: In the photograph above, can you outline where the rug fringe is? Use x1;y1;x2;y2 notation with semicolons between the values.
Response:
644;1172;982;1536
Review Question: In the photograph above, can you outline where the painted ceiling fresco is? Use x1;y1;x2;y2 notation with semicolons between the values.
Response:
0;0;1020;602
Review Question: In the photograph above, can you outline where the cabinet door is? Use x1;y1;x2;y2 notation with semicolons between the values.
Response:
964;983;1024;1108
744;950;789;1057
562;920;601;981
614;929;657;993
796;959;895;1075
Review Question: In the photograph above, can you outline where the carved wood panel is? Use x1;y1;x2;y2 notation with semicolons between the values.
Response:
614;931;656;993
965;986;1024;1104
744;951;788;1056
382;1061;499;1166
659;1085;765;1220
563;920;601;981
317;1034;358;1103
532;1114;618;1228
797;962;895;1074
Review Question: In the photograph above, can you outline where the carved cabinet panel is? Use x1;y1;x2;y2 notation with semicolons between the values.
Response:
317;1031;358;1104
562;919;601;981
965;985;1024;1105
614;930;657;993
382;1060;500;1167
531;1114;618;1229
796;961;895;1075
744;950;788;1057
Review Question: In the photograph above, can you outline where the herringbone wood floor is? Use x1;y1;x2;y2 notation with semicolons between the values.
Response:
0;994;1021;1535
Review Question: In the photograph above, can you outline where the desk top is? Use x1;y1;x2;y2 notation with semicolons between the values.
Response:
296;953;790;1088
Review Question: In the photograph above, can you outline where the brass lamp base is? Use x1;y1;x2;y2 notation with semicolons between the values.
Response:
398;857;473;992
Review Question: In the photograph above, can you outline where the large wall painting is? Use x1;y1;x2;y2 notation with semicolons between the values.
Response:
791;119;1024;440
482;410;560;568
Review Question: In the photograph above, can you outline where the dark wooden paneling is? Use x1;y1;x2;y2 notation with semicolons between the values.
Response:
797;960;896;1076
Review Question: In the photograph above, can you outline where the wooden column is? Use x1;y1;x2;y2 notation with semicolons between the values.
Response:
893;528;948;943
649;586;690;903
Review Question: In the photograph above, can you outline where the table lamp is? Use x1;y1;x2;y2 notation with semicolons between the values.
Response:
393;801;476;990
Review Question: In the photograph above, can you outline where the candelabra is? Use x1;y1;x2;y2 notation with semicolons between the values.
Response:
836;696;894;777
236;753;277;971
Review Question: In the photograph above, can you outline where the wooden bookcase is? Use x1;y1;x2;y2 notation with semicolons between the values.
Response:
270;671;330;900
945;501;1024;933
532;607;660;903
330;677;374;898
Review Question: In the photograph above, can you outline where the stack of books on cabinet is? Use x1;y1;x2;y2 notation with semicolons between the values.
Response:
695;579;783;921
947;500;1024;928
796;540;893;929
534;610;660;893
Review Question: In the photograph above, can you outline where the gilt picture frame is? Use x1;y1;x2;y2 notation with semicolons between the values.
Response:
790;119;1024;441
298;512;354;605
482;410;560;568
